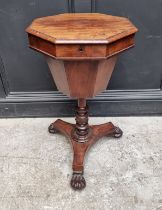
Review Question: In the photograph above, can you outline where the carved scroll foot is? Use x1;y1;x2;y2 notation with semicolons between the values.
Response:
92;122;123;140
71;172;86;190
48;119;74;137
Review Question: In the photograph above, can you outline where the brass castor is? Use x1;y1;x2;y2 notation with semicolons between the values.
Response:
110;127;123;138
48;123;59;134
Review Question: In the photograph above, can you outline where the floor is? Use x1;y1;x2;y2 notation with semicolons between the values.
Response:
0;117;162;210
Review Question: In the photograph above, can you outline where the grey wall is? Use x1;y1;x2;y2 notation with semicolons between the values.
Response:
0;0;162;117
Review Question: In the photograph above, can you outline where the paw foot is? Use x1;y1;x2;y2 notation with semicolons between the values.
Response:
70;173;86;190
111;127;123;138
48;124;59;134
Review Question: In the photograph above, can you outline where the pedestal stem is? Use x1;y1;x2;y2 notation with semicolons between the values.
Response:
78;98;86;108
72;98;90;143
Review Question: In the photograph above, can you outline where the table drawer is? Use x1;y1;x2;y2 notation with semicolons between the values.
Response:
55;44;106;59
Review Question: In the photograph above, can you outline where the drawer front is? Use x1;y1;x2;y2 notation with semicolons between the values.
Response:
56;44;106;58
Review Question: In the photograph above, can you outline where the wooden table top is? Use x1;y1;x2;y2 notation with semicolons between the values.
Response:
26;13;138;44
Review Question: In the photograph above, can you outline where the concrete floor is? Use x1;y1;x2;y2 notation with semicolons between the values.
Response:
0;117;162;210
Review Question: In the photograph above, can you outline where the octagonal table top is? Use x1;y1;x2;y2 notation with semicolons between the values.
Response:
26;13;138;44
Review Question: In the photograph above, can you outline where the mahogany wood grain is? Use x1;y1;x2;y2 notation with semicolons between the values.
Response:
50;106;122;190
55;44;106;58
45;56;70;96
26;13;137;59
26;13;137;44
46;56;117;98
28;34;135;60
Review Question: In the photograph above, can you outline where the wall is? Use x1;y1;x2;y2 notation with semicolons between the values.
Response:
0;0;162;117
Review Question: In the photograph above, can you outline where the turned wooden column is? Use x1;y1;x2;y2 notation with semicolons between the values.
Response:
72;99;90;143
26;13;138;190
